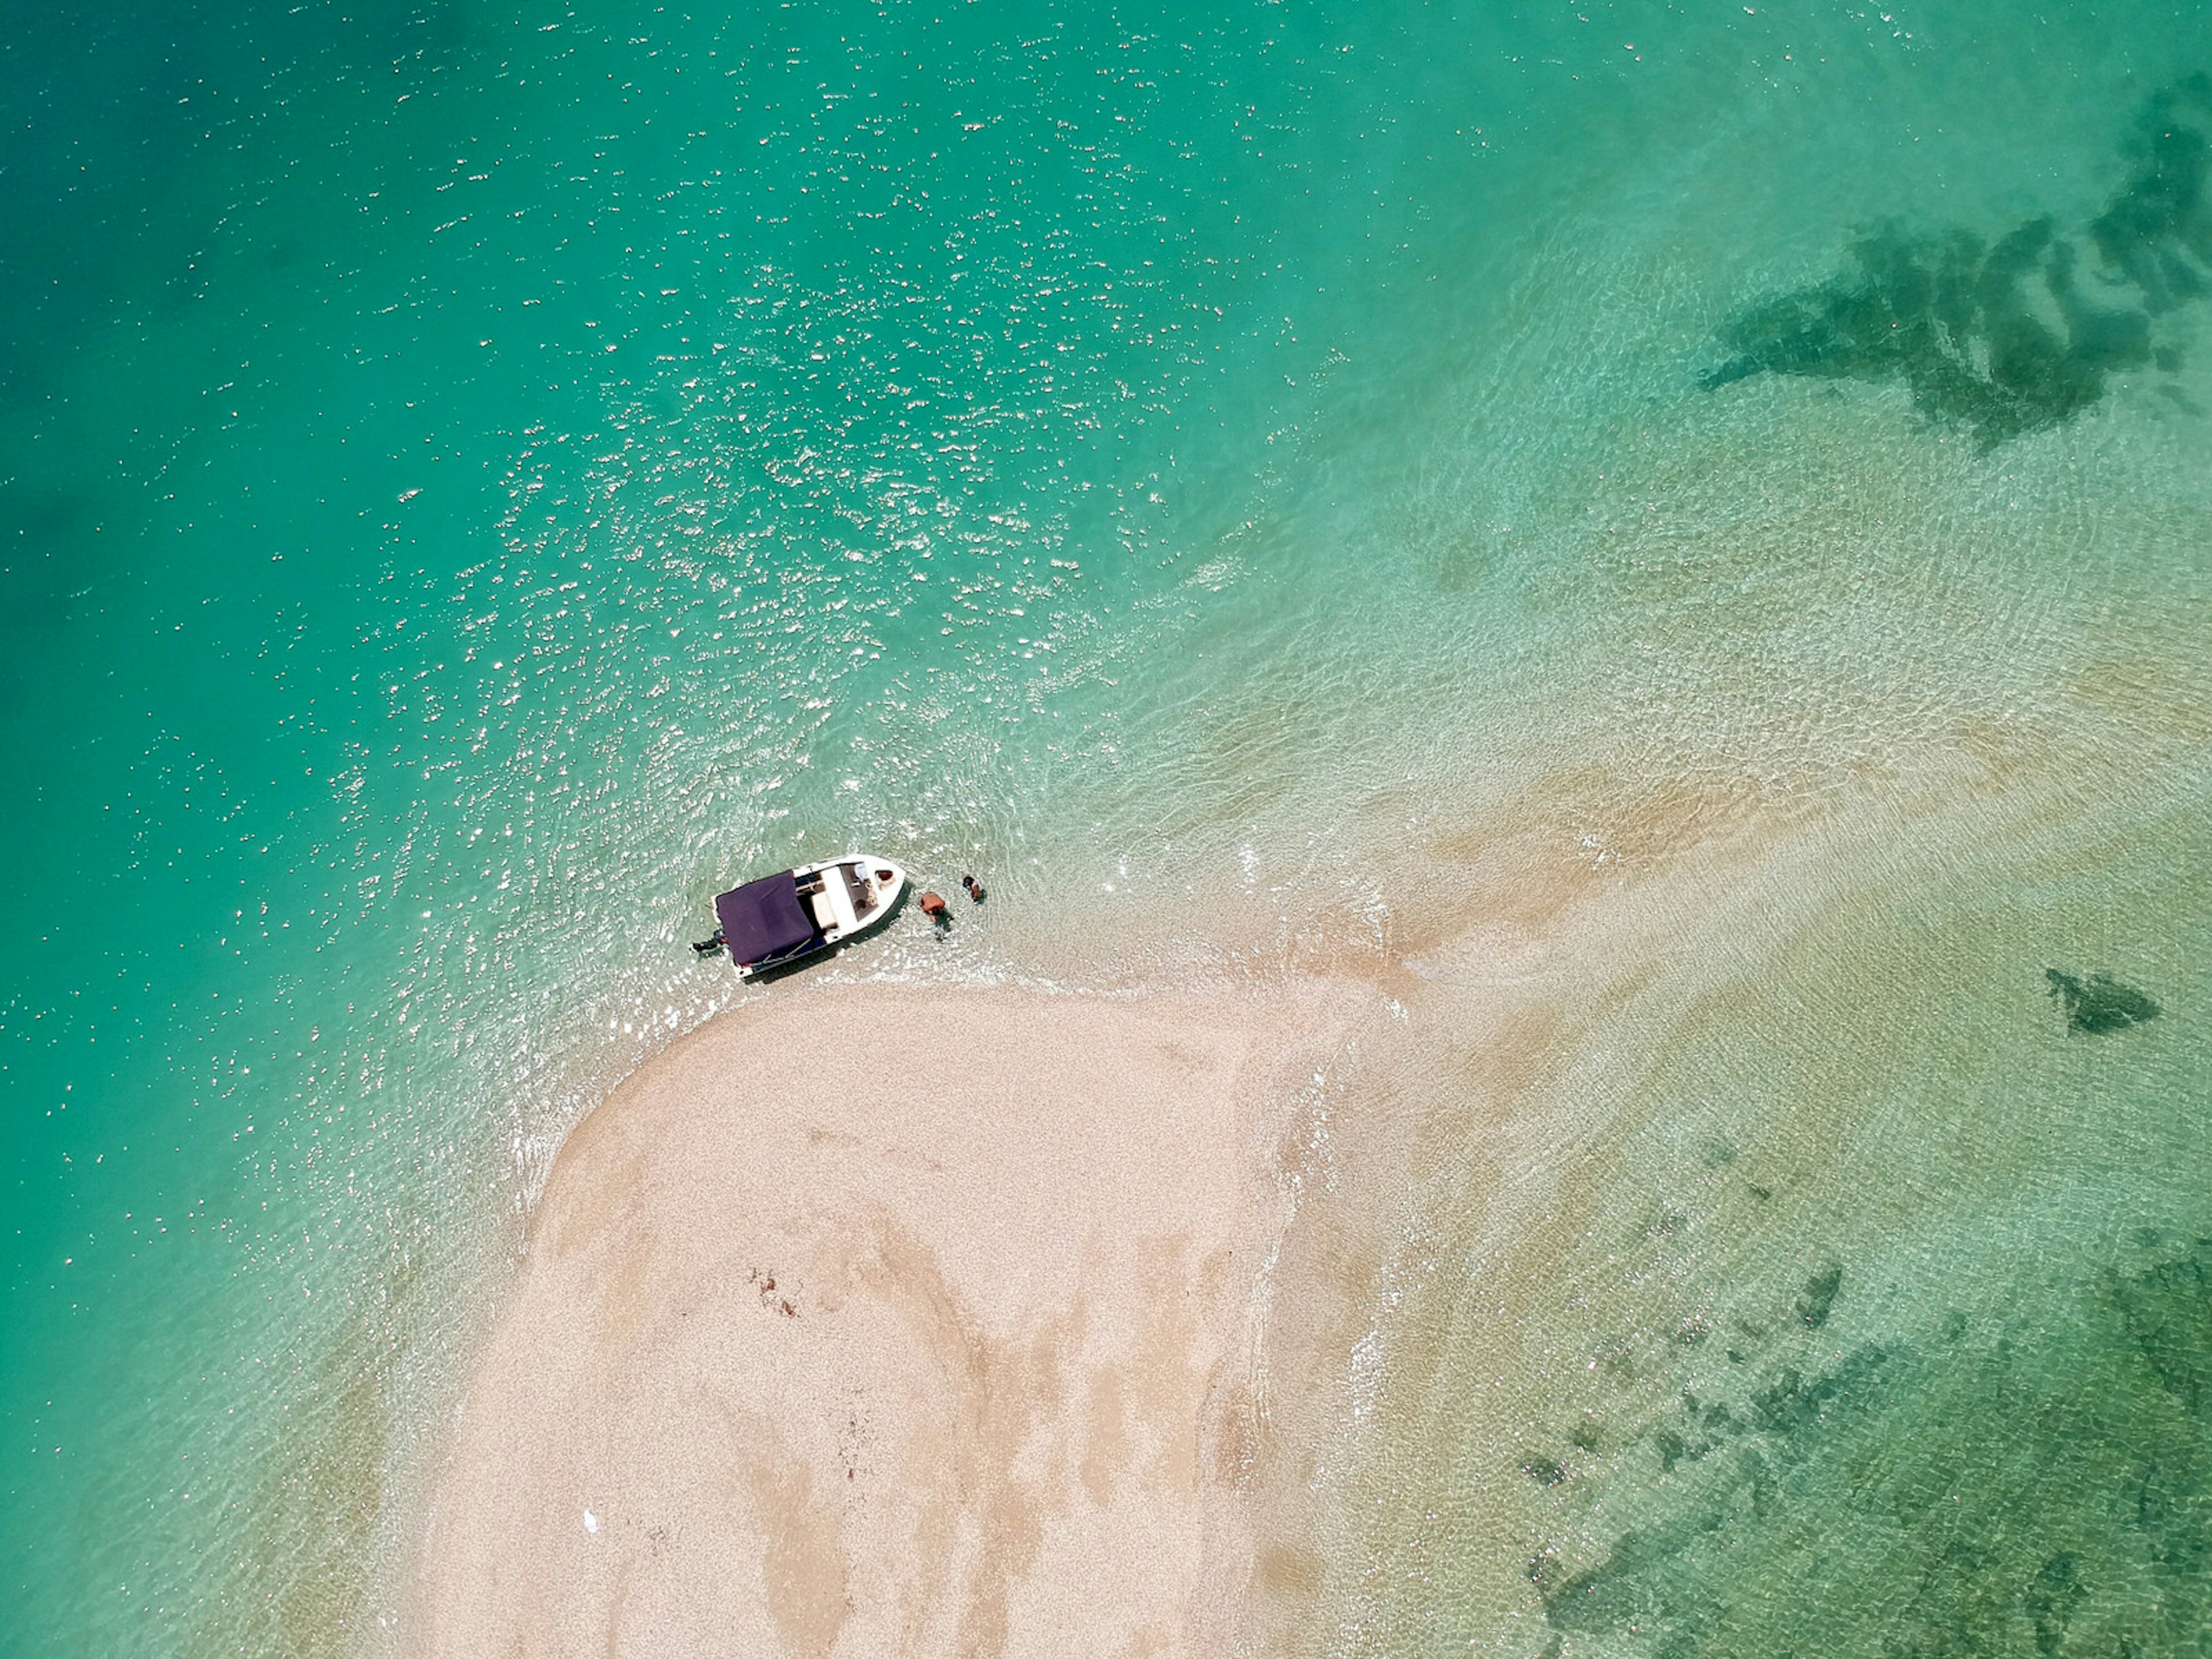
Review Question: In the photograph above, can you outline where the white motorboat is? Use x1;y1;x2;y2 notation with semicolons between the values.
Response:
702;854;908;978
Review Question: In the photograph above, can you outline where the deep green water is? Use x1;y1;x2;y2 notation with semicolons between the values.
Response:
3;2;2210;1654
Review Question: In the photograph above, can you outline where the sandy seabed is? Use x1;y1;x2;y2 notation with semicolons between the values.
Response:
410;978;1364;1659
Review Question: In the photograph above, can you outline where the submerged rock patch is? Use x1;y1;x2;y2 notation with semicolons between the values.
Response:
1795;1262;1844;1329
2046;968;2162;1035
2107;1237;2212;1414
1524;1237;2212;1657
1706;77;2212;448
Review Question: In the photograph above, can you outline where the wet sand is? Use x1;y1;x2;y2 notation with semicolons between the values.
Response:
411;979;1361;1659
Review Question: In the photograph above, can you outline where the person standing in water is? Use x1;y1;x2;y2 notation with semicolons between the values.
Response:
961;874;986;903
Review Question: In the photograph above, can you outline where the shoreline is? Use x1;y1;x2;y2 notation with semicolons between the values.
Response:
407;976;1370;1658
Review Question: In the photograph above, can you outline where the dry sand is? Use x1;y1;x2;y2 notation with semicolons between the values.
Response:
411;979;1361;1659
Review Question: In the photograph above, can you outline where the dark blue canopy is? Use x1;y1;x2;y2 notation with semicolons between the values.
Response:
713;871;816;965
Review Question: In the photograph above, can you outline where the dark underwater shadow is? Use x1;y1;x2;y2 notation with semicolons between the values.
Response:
1522;1238;2212;1658
2047;967;2162;1035
1705;75;2212;449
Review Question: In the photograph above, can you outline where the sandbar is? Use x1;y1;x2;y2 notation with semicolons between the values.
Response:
412;978;1358;1658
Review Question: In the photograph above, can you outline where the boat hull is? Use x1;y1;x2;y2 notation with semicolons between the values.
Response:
728;854;907;979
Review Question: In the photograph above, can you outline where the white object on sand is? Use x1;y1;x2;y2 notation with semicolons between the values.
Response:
582;1509;597;1535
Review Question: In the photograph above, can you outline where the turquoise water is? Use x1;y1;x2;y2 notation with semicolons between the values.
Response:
5;1;2211;1653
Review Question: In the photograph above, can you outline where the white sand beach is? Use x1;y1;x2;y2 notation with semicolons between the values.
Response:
411;979;1363;1659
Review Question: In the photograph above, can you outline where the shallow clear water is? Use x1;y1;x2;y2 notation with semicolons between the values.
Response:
3;1;2210;1653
